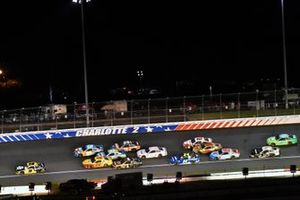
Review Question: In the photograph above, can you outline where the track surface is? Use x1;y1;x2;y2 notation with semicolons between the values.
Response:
1;124;300;186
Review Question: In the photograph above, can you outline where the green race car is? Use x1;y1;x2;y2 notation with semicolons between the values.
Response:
266;133;297;146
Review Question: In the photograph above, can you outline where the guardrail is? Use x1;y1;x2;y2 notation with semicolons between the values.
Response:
1;115;300;143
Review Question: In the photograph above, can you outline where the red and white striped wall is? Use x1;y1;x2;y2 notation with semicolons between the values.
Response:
175;115;300;131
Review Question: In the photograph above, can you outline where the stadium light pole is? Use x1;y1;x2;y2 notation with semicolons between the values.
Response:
72;0;91;127
281;0;288;109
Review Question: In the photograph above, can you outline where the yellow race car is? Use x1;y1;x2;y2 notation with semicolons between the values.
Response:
112;157;143;169
16;161;46;175
193;142;222;154
82;156;113;169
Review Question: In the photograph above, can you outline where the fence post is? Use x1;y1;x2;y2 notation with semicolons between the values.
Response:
238;92;240;118
130;99;133;125
166;97;169;123
148;98;151;124
183;96;186;121
91;102;95;127
219;93;222;119
113;105;115;126
202;95;204;120
274;89;277;116
1;110;4;134
37;106;41;131
256;89;259;117
110;100;113;126
55;115;58;129
20;108;24;132
73;102;77;128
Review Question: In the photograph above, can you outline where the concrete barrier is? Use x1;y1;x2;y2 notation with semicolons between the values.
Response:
1;115;300;143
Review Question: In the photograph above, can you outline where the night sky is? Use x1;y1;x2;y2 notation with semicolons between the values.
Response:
1;0;300;109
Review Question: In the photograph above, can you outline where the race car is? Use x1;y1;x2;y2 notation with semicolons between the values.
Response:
193;142;222;154
183;137;212;149
137;146;168;159
16;161;46;175
266;133;298;146
112;140;141;152
112;157;143;169
170;153;201;165
74;144;104;157
101;149;127;160
82;156;113;169
250;146;280;158
209;148;240;160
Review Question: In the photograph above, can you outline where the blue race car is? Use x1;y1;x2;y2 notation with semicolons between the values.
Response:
170;153;201;165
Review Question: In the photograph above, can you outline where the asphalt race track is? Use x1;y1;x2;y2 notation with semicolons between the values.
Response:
1;124;300;186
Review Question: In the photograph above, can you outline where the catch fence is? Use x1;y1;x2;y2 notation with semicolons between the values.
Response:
1;89;300;133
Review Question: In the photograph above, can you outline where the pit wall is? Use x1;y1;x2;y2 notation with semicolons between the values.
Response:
1;115;300;143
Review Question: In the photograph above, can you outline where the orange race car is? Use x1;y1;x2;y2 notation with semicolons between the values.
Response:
112;140;141;152
183;137;212;149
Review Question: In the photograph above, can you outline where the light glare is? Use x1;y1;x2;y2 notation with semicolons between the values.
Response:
72;0;91;3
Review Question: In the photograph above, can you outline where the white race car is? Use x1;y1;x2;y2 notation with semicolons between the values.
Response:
209;148;240;160
250;146;280;158
137;146;168;159
183;137;212;149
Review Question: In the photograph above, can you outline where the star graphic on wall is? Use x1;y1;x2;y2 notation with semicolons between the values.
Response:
145;126;153;132
164;127;172;131
44;133;52;139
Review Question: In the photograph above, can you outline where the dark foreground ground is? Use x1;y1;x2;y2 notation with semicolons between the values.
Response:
3;175;300;200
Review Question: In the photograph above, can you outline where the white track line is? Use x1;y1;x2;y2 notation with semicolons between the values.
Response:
1;155;300;179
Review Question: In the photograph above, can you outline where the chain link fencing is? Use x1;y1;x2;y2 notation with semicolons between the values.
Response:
1;89;300;133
